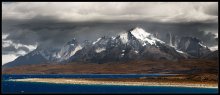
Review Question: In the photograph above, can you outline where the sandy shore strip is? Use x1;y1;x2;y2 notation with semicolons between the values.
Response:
9;78;218;88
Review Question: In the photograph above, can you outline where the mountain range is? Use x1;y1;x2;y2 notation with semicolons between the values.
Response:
3;27;217;68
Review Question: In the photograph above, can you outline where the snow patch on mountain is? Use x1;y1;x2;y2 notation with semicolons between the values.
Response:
70;45;82;56
111;36;116;40
122;50;125;52
95;47;106;53
93;38;102;45
119;32;128;44
209;45;218;51
176;50;185;54
131;27;151;40
130;27;164;45
199;42;207;48
151;37;165;44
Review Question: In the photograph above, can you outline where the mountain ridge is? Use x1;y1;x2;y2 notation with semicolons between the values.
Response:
3;27;215;68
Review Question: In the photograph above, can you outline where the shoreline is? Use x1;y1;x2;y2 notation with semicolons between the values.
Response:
9;78;218;89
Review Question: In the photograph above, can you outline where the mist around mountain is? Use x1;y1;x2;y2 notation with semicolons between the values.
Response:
3;27;217;68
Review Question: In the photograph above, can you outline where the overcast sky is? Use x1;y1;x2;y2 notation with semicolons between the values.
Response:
2;2;218;65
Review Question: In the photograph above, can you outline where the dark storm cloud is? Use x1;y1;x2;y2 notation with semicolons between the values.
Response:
2;2;218;49
2;17;218;49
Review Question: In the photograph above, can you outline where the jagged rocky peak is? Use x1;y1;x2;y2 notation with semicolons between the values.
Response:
178;37;206;50
4;27;216;68
92;36;110;46
82;40;92;46
66;38;78;45
177;36;211;57
57;38;82;61
180;36;201;42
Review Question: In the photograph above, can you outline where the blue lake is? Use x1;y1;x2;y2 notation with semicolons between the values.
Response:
2;74;218;94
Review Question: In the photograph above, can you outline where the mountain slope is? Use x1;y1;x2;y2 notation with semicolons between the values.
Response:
3;48;60;68
56;38;82;61
177;37;211;58
202;50;218;60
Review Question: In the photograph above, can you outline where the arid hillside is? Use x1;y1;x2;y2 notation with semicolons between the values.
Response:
2;59;219;82
2;59;218;75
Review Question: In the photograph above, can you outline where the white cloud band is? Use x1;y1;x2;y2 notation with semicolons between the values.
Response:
2;2;218;23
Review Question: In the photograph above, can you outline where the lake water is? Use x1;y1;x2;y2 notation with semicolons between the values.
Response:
2;74;218;94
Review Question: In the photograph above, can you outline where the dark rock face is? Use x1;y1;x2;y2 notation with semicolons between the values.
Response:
202;50;219;60
177;37;211;58
58;38;81;61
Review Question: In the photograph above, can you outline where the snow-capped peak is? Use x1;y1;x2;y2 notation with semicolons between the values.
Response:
130;27;151;39
130;27;164;45
119;32;128;44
